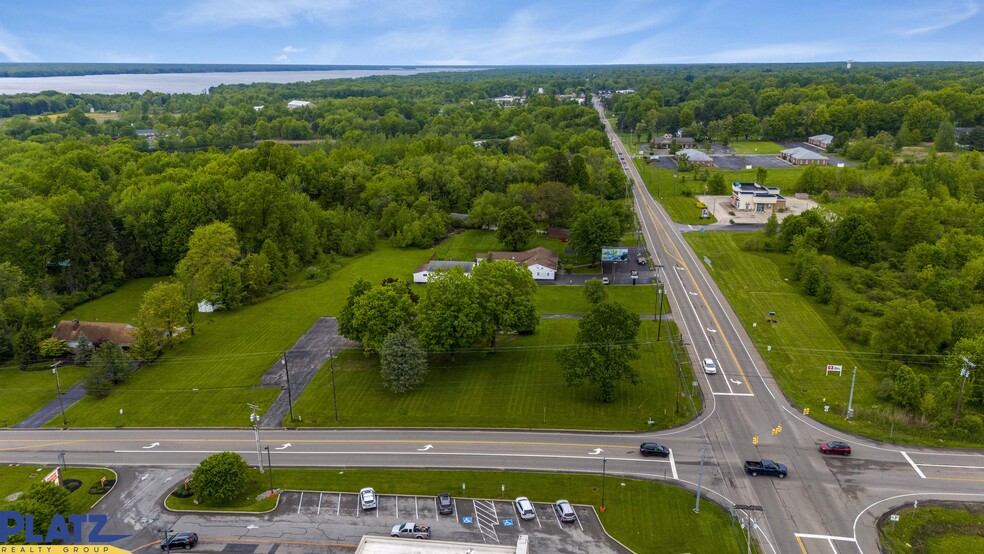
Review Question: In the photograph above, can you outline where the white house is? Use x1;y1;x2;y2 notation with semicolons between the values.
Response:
731;182;787;212
287;100;312;109
481;247;559;281
413;261;475;283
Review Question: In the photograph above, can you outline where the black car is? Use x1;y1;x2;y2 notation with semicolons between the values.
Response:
640;442;670;457
436;492;454;515
161;532;198;550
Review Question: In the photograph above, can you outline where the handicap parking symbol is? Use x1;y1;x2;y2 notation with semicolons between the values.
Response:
462;516;473;524
503;519;514;527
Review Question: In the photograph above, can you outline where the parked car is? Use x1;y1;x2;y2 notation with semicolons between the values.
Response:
639;442;670;457
391;522;431;539
514;496;536;520
161;532;198;550
554;499;576;523
637;254;646;265
702;358;717;374
359;487;377;510
818;441;852;456
436;492;454;515
601;277;610;285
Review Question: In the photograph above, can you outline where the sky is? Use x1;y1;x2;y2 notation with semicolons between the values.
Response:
1;0;982;66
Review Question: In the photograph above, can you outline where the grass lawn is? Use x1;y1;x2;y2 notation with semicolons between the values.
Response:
685;232;974;445
167;467;747;554
537;285;660;315
880;504;984;554
729;141;785;155
56;243;434;427
0;466;117;515
292;318;697;430
64;277;165;323
433;229;566;261
0;365;87;427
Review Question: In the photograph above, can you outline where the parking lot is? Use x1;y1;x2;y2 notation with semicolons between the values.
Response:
274;490;628;553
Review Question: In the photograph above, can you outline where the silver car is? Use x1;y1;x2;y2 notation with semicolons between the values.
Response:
514;497;536;520
554;499;576;523
359;487;377;510
702;358;717;374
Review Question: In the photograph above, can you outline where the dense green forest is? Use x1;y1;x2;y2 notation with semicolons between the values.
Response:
2;64;984;434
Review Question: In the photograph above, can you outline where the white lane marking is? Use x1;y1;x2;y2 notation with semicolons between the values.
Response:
901;451;927;479
336;492;341;516
918;463;984;469
317;492;322;515
415;496;419;520
275;443;291;450
668;448;679;480
794;533;856;541
297;491;303;514
711;392;755;396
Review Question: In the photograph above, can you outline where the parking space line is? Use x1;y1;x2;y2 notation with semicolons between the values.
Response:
317;492;322;515
576;511;583;531
414;496;419;520
336;493;341;516
901;451;927;479
396;495;399;517
297;491;303;514
473;500;500;544
669;448;679;480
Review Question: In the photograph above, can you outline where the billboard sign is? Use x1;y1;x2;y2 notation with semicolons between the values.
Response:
600;248;628;262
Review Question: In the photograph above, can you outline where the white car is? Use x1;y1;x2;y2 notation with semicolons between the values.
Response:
702;358;717;374
359;487;377;510
514;497;536;520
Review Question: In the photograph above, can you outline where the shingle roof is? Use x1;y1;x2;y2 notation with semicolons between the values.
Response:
782;147;828;160
51;320;135;345
487;247;559;270
809;134;834;142
676;148;712;162
414;260;475;273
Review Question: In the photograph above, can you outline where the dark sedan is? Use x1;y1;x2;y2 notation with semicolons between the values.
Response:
161;532;198;550
640;442;670;457
819;441;851;455
436;492;454;515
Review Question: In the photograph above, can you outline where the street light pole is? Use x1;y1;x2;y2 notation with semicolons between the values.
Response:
694;446;706;513
656;284;664;341
52;362;67;427
846;366;857;420
600;457;607;511
264;445;274;494
248;404;264;473
282;352;294;422
329;348;339;423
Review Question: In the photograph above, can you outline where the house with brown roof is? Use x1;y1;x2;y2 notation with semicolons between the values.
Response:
780;147;829;166
51;319;136;351
654;134;696;149
480;247;559;280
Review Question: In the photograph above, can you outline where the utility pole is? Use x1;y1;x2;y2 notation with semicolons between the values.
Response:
953;357;977;428
694;446;706;513
846;366;857;420
282;352;294;422
52;361;67;427
329;348;339;423
656;284;664;341
248;404;264;473
159;527;173;553
600;457;607;511
264;445;274;494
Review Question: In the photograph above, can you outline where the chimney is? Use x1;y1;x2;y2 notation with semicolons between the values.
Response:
72;319;80;331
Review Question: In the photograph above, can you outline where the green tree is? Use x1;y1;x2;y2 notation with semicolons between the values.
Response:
890;365;928;411
496;206;535;251
129;314;163;363
10;481;70;542
934;120;957;152
138;282;189;349
467;191;510;230
583;278;607;305
74;333;93;366
338;278;372;340
38;338;69;359
175;222;243;310
732;113;760;140
90;341;132;385
764;213;779;238
543;150;570;183
379;325;427;393
872;298;951;357
415;267;483;355
192;451;251;504
534;182;575;226
569;205;624;262
558;300;642;402
13;327;41;369
835;214;878;265
568;154;590;190
472;259;539;349
350;284;415;353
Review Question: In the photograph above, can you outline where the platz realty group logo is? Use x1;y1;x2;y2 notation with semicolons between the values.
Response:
1;511;129;552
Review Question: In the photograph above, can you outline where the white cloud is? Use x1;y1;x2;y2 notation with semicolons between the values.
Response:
282;45;304;53
899;0;980;36
0;25;36;62
168;0;448;28
695;43;838;64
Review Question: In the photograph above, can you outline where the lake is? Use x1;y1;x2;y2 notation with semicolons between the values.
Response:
0;68;480;95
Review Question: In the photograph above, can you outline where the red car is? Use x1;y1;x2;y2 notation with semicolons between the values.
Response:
819;441;851;455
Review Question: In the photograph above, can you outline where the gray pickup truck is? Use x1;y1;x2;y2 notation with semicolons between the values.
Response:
391;523;431;539
744;459;788;478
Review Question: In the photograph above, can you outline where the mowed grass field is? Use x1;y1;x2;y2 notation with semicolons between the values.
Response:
729;141;785;154
685;232;892;435
0;365;87;427
292;318;695;430
52;234;680;427
880;504;984;554
166;468;746;554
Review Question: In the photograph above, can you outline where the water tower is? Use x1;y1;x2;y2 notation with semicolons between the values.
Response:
847;58;852;69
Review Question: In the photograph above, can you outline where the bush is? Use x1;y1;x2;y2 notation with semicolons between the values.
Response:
191;452;250;505
958;414;983;437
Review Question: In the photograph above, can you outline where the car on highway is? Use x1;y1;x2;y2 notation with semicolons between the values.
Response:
161;532;198;550
818;441;852;455
702;358;717;374
514;496;536;520
436;492;454;515
359;487;377;510
554;499;577;523
639;442;670;457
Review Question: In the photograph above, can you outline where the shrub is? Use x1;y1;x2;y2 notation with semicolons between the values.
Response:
191;452;250;505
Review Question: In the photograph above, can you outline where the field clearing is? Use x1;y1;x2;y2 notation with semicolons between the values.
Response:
65;277;165;323
433;229;565;260
292;318;696;430
729;141;785;154
29;112;121;123
0;365;87;427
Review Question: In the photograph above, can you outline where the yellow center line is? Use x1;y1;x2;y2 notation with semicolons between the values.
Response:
0;438;644;449
637;180;754;394
0;439;87;451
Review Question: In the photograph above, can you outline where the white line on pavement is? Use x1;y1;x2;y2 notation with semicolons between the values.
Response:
793;533;856;541
297;491;303;514
668;448;679;480
901;452;926;479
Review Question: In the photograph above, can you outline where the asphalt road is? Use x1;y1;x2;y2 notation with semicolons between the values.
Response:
599;100;984;553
